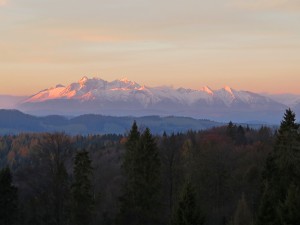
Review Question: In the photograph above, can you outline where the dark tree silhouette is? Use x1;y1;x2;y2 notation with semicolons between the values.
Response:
71;150;94;225
0;167;18;225
118;123;161;225
257;109;300;225
172;181;204;225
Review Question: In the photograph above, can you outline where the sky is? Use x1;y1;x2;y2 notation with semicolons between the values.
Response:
0;0;300;95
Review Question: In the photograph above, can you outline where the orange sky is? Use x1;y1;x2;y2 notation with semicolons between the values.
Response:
0;0;300;95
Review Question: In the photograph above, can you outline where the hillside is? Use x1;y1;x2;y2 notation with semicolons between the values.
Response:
0;109;223;135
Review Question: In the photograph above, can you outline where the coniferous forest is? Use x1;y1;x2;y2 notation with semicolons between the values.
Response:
0;109;299;225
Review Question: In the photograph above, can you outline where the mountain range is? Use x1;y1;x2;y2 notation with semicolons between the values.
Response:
1;76;300;123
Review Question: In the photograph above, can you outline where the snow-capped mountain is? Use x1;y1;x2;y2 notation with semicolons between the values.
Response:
19;76;288;123
263;93;300;108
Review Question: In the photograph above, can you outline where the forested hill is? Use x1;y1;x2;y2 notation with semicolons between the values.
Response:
0;109;225;135
0;118;275;225
1;109;298;225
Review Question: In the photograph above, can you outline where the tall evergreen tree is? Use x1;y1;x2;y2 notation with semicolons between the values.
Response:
118;123;161;225
257;109;300;225
274;109;300;189
0;167;18;225
172;181;204;225
118;121;141;224
136;128;161;225
71;150;94;225
123;121;140;181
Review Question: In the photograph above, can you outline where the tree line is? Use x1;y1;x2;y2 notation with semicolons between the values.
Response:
0;109;299;225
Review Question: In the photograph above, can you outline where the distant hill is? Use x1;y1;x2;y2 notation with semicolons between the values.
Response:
0;109;225;135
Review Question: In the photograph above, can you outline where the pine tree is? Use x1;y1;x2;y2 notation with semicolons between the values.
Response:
71;150;94;225
0;167;18;225
257;109;300;225
172;181;204;225
118;123;161;225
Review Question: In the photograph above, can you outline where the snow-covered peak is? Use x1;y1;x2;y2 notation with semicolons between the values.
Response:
24;85;66;103
111;78;141;90
211;86;236;106
79;76;88;84
201;86;214;95
116;77;138;85
23;76;281;110
224;86;234;96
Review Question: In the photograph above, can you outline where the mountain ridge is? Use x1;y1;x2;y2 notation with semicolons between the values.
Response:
23;76;269;106
17;76;290;123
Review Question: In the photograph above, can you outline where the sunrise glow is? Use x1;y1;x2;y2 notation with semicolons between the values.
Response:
0;0;300;95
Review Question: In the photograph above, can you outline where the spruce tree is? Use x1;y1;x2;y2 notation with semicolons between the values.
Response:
136;128;161;225
118;121;141;224
172;181;204;225
0;167;18;225
123;121;140;182
274;109;300;189
257;109;300;225
118;123;161;225
71;150;94;225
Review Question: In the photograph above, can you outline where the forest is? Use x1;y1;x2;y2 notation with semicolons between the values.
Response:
0;109;299;225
